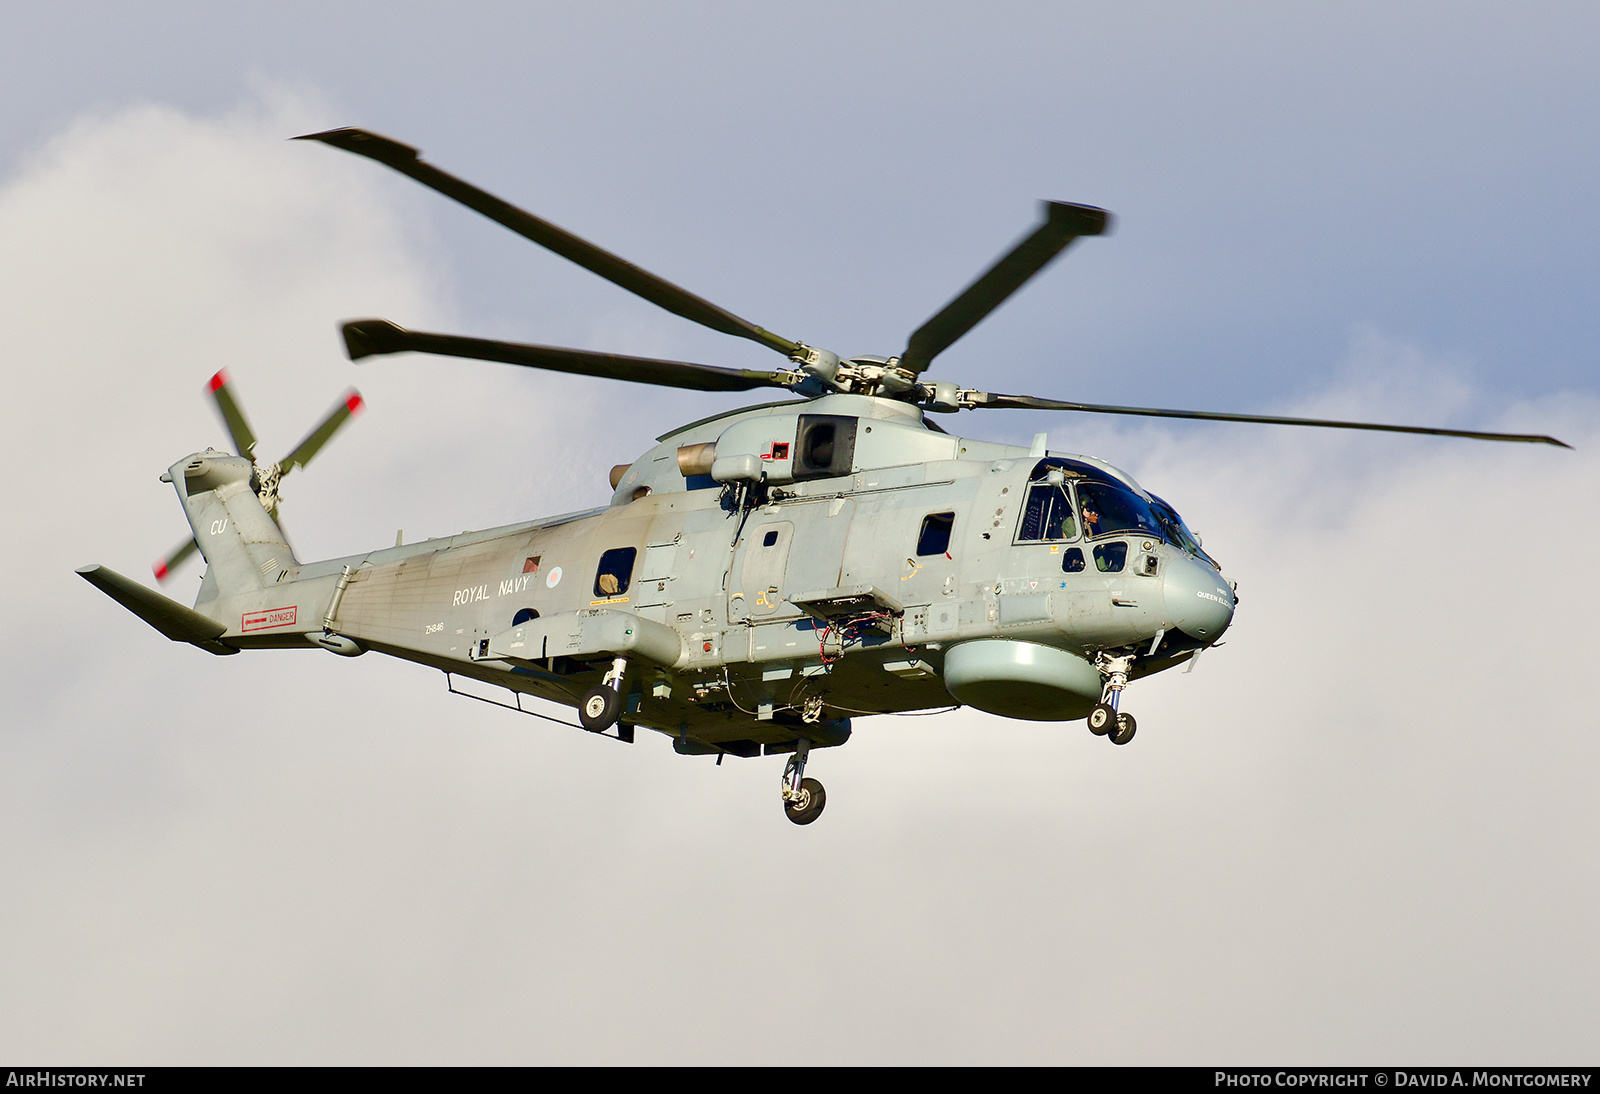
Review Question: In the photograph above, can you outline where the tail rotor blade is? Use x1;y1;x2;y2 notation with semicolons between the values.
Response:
206;369;258;459
900;202;1110;377
277;389;365;474
153;537;199;582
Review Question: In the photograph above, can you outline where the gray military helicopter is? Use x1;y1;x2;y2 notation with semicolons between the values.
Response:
79;129;1568;825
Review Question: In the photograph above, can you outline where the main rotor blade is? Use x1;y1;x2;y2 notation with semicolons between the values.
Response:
342;318;797;394
207;370;257;458
296;128;801;357
900;202;1110;377
967;392;1572;447
153;537;199;583
278;389;366;474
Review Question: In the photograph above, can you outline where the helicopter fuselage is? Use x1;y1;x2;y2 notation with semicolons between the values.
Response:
182;394;1235;757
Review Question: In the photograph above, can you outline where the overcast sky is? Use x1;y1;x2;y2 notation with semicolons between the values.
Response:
1;3;1596;1064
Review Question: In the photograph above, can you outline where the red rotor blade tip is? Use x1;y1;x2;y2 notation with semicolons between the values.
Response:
208;370;229;392
345;391;365;415
153;560;170;581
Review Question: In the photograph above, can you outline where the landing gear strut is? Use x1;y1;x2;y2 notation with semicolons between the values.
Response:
1090;653;1138;746
579;656;627;732
781;738;826;825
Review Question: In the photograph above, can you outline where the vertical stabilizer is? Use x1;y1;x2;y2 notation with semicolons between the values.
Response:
168;452;298;596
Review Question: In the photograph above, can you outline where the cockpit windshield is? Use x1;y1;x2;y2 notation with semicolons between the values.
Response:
1076;480;1163;541
1149;494;1217;568
1022;459;1217;568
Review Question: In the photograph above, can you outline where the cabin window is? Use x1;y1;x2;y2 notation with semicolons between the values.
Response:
594;547;637;597
1077;481;1162;540
917;512;955;556
1093;542;1127;573
1016;484;1077;542
1062;548;1085;573
762;529;779;547
522;556;540;574
512;607;540;626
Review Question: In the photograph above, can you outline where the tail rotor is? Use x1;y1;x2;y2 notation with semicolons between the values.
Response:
153;536;200;582
153;370;364;583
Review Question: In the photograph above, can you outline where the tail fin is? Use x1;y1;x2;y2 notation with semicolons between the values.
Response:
166;452;298;594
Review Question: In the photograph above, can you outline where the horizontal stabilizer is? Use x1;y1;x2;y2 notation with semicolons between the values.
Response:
76;564;237;655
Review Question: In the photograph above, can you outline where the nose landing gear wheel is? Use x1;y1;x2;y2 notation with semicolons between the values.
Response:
1109;712;1137;745
578;685;623;731
784;777;827;825
1087;702;1117;736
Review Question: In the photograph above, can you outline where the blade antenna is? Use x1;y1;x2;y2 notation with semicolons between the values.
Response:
296;128;802;358
899;202;1110;377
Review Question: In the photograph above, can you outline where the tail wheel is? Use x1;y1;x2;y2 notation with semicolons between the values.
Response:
579;685;622;732
784;778;827;825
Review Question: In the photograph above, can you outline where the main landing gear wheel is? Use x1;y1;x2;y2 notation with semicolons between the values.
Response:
1087;702;1117;736
780;738;826;825
579;655;629;732
784;778;827;825
578;685;622;731
1110;712;1137;746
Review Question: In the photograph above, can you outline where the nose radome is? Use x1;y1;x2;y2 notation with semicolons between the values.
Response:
1162;554;1234;643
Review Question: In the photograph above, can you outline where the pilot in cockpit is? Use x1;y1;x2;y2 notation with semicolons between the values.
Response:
1081;498;1102;538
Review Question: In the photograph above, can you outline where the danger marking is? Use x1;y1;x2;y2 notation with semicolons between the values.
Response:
242;606;297;631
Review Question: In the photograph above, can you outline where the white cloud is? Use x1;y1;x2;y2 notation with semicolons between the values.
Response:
1;99;1596;1063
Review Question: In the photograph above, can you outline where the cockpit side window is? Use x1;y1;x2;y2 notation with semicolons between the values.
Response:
1077;481;1161;540
1149;493;1217;568
1016;484;1077;542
